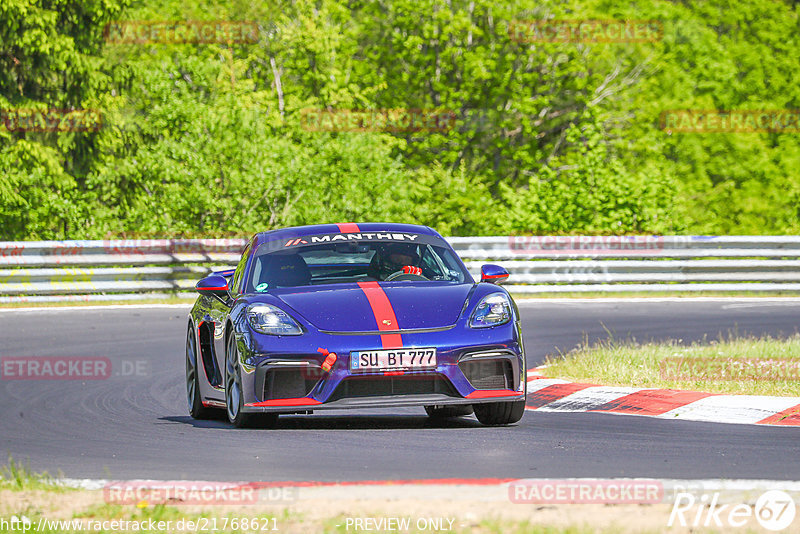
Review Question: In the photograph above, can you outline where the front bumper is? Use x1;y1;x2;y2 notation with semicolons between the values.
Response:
235;323;526;413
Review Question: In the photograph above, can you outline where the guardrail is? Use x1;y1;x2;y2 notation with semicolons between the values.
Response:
452;235;800;293
2;236;800;302
0;240;245;302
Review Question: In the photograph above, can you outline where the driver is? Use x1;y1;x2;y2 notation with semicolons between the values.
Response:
368;243;423;280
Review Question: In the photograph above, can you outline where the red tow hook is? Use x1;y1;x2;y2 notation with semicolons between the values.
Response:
317;347;337;372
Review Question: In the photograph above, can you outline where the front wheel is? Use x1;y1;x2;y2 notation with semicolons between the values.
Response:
473;400;526;426
225;334;257;428
225;334;278;429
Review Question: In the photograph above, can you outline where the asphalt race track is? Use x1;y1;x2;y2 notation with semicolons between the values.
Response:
1;299;799;481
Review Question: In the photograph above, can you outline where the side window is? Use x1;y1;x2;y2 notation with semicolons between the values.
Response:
419;246;439;273
250;255;263;290
231;243;251;295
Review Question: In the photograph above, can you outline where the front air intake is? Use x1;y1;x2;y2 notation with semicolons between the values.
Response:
262;368;320;401
459;359;514;390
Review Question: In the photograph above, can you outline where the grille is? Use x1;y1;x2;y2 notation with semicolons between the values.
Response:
458;359;513;390
328;375;457;401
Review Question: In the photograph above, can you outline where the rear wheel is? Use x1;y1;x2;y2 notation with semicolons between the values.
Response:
473;400;525;426
186;324;212;419
424;405;473;419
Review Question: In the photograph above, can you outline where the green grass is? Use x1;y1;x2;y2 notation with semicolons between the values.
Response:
543;334;800;397
0;456;64;492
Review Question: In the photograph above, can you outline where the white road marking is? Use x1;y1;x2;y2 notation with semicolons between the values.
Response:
657;395;800;425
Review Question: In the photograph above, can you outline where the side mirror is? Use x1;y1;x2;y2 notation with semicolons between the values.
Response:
196;274;230;300
480;264;509;284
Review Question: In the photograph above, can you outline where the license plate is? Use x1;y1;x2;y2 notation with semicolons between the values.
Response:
350;348;437;371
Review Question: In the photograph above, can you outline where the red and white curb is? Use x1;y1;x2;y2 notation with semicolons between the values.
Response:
525;369;800;427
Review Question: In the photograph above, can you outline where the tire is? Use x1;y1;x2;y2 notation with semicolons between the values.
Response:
225;333;260;428
186;324;213;419
473;399;526;426
424;405;474;419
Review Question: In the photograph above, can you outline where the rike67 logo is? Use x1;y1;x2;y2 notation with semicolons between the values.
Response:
669;490;796;531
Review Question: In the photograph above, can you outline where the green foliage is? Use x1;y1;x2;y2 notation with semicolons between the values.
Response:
0;0;129;238
0;140;79;238
1;0;799;239
403;163;498;236
499;120;680;234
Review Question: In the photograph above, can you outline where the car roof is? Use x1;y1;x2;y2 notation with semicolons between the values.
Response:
251;223;442;247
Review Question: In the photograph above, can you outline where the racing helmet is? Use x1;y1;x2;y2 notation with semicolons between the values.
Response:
370;243;420;279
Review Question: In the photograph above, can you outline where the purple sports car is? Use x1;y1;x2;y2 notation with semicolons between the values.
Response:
185;223;526;427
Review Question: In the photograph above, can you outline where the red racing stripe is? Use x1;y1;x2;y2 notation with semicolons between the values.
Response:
356;281;402;348
590;389;715;416
337;223;360;233
757;403;800;426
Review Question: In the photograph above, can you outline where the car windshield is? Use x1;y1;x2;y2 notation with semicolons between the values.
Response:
248;238;471;291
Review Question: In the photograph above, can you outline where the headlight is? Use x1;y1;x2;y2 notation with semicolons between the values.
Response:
246;304;303;336
469;293;512;328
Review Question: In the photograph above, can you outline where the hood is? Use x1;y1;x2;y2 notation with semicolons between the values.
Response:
269;282;473;332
